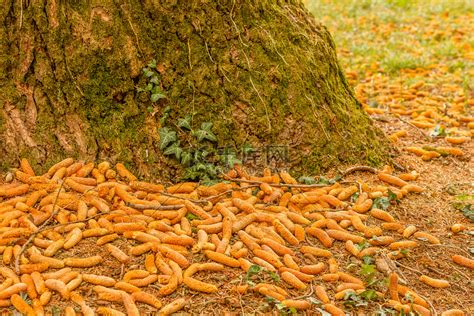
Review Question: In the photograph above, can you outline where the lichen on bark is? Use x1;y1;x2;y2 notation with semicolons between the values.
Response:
0;0;390;178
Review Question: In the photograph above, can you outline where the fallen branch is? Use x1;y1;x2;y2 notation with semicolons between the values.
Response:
341;165;378;177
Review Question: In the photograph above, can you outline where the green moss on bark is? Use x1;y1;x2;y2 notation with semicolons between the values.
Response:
0;0;390;178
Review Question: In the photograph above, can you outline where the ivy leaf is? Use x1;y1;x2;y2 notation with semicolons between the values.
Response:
192;129;217;142
222;154;242;168
316;175;340;185
201;178;220;186
343;291;367;308
356;240;370;251
387;190;400;203
204;131;217;142
266;297;275;303
245;264;262;280
399;249;410;255
177;116;192;130
372;197;391;210
160;113;169;125
201;122;213;131
242;143;254;155
164;143;182;160
316;176;331;184
143;68;154;77
150;76;160;85
151;93;166;102
192;150;201;162
361;263;376;276
159;127;177;150
362;255;374;264
267;270;280;282
195;163;208;171
181;151;192;166
288;307;297;314
299;176;316;184
162;106;171;114
192;129;208;142
147;59;157;68
359;289;378;300
152;85;163;94
275;302;286;310
461;204;474;222
185;213;200;221
430;124;447;137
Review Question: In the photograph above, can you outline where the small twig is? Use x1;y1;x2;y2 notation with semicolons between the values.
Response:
426;244;472;257
204;41;215;64
65;54;85;97
14;180;66;274
392;161;407;172
394;261;437;316
121;4;143;55
19;0;23;29
187;39;192;70
381;253;408;284
293;284;314;300
126;203;183;210
158;191;208;204
221;174;328;188
341;165;378;177
394;261;424;275
249;76;271;131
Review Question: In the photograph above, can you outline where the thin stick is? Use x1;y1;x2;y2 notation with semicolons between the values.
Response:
381;253;408;284
293;283;314;300
221;174;328;188
341;165;378;177
427;243;471;257
394;261;437;316
203;185;260;201
126;203;183;210
19;0;23;29
394;261;423;275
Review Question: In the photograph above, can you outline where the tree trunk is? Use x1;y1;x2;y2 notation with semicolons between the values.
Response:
0;0;389;178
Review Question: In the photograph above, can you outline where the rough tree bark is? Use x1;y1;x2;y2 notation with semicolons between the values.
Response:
0;0;390;178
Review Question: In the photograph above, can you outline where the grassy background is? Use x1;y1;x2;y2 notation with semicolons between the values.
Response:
306;0;473;92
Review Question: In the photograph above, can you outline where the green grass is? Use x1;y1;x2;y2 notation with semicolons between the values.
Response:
306;0;473;77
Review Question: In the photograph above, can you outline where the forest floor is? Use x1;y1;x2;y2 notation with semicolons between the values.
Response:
0;1;472;316
307;0;474;313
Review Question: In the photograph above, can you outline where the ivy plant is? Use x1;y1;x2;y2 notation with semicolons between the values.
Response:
137;59;166;104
